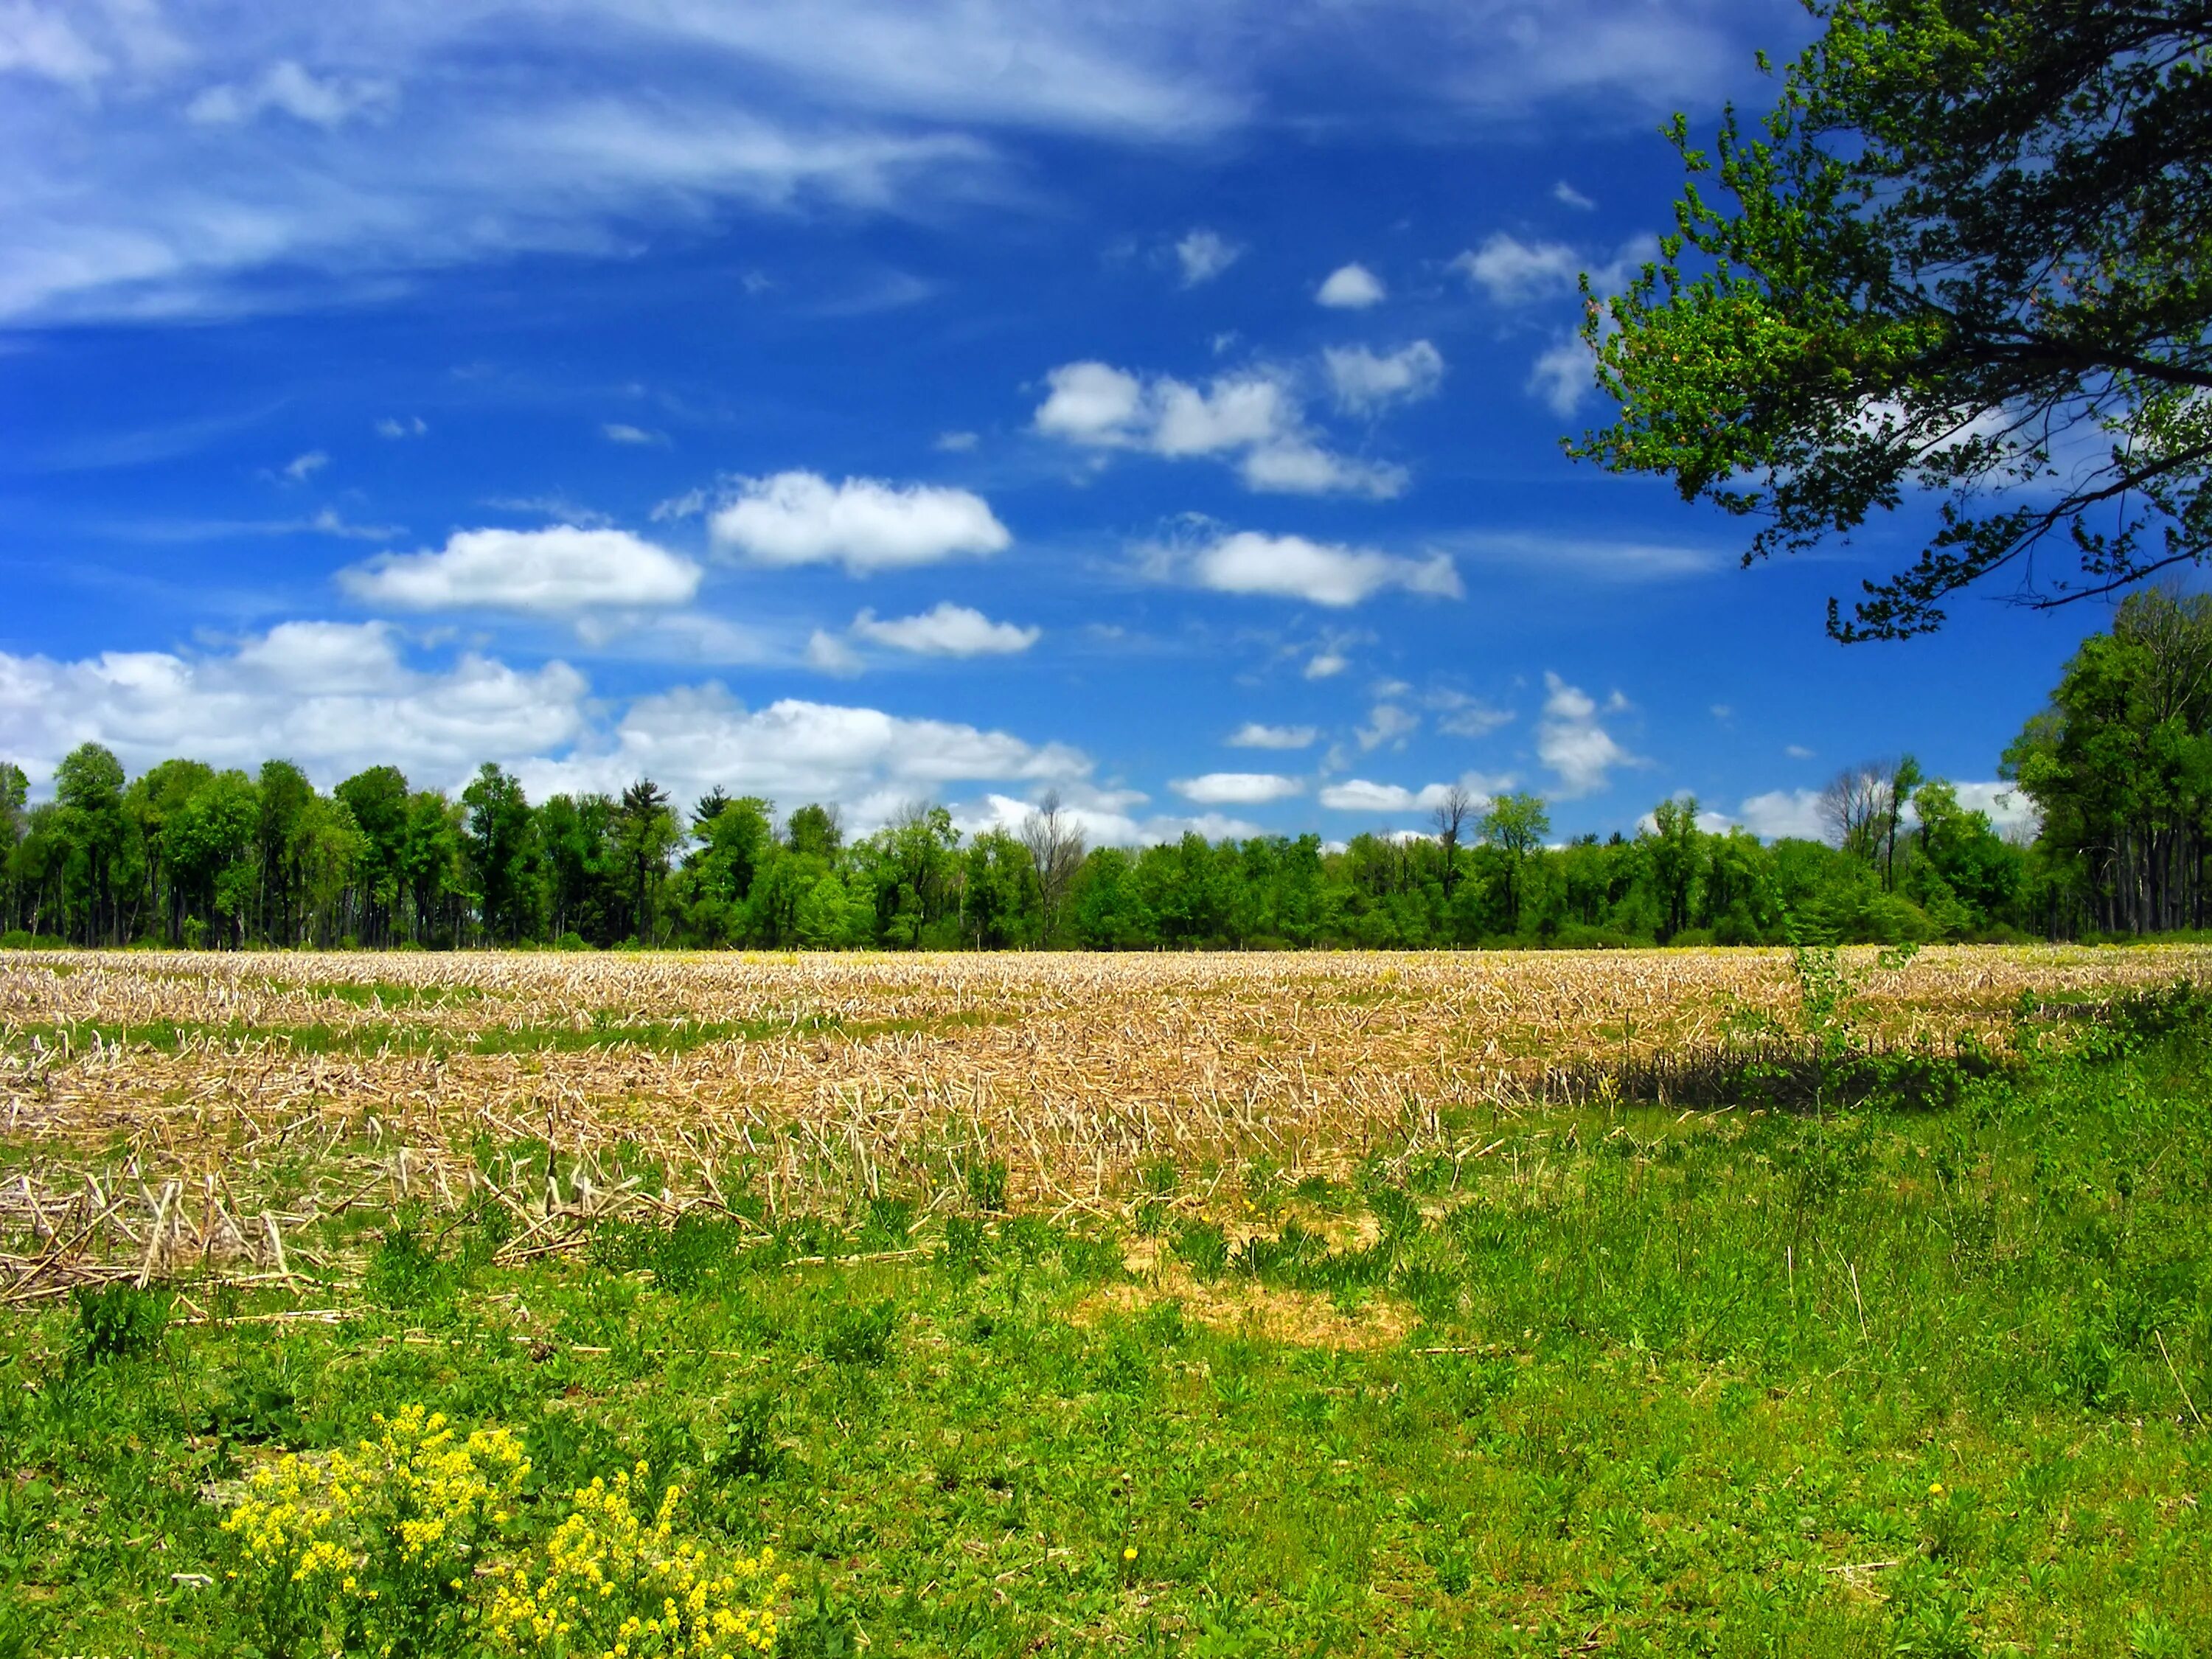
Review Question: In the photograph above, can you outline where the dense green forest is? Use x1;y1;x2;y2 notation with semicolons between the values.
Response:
3;592;2207;951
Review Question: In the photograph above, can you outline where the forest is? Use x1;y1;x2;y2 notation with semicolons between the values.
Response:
3;591;2208;953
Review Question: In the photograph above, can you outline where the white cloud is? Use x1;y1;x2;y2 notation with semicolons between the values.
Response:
709;471;1010;574
1034;361;1145;442
1528;335;1596;417
1171;771;1303;805
0;5;116;87
805;628;863;676
0;622;588;790
933;429;979;452
338;525;701;613
1033;360;1405;498
282;449;328;481
602;422;664;445
375;415;427;438
1738;788;1826;842
1430;692;1512;738
1175;227;1241;286
1183;529;1460;608
1357;703;1418;751
1952;782;2039;840
1227;721;1317;750
1316;262;1385;308
1;3;1248;323
1;623;1103;828
0;622;1105;824
1735;779;2037;846
1537;670;1638;797
968;790;1259;851
571;611;776;667
1553;180;1595;210
187;61;395;128
851;602;1040;656
0;2;1764;325
1324;341;1444;413
1447;529;1720;580
1784;743;1815;760
1454;234;1582;306
517;687;1092;828
1455;232;1657;307
1320;775;1506;814
1304;650;1349;680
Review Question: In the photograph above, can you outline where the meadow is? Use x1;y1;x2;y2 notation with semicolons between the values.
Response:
2;945;2210;1656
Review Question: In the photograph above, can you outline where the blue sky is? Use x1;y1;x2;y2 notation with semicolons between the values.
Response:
0;0;2102;844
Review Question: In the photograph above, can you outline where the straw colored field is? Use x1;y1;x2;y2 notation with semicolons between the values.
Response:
0;943;2197;1289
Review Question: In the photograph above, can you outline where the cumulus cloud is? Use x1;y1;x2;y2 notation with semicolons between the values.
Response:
375;415;428;438
1316;262;1385;308
1175;227;1241;286
932;429;979;452
1171;771;1304;805
1729;780;2035;845
1319;775;1506;813
338;525;700;613
1952;782;2039;839
1304;650;1349;680
1737;788;1826;841
516;687;1091;830
1180;530;1460;608
709;471;1010;574
1453;234;1581;306
1324;341;1444;413
1454;232;1657;307
851;602;1040;656
0;618;1110;828
967;790;1259;850
187;60;396;128
1227;722;1317;750
1537;670;1638;796
282;449;328;482
1528;336;1596;417
1033;361;1405;498
0;622;588;789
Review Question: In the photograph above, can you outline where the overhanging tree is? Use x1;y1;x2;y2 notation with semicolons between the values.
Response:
1571;1;2212;639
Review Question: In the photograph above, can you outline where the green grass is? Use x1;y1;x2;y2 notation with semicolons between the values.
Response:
4;1018;2211;1655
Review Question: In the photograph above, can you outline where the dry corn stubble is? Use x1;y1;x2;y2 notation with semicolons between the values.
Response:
1;944;2202;1289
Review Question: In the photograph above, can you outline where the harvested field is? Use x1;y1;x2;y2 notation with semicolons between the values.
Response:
0;944;2192;1290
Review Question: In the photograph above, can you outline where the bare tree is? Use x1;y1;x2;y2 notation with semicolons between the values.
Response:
1430;784;1474;902
1019;790;1086;945
1819;762;1891;863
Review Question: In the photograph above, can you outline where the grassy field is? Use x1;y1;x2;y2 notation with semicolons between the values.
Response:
3;947;2211;1655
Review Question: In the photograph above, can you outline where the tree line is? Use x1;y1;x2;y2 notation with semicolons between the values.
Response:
5;591;2203;952
2;755;2042;954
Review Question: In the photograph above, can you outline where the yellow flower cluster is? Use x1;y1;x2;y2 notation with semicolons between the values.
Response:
220;1405;529;1596
485;1461;787;1659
